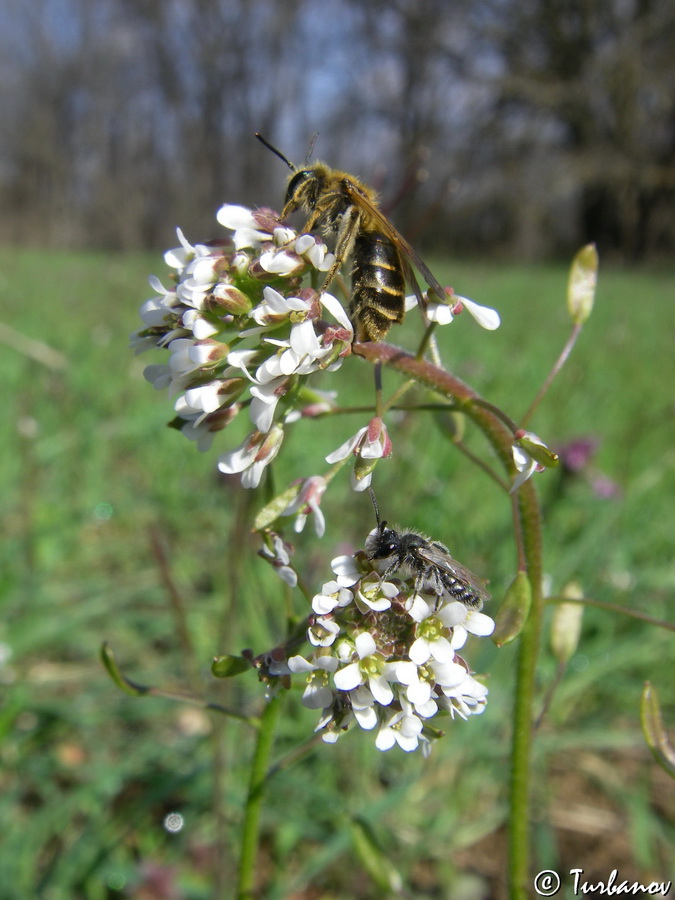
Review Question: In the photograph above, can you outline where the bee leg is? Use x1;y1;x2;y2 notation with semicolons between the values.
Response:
314;206;361;299
381;559;401;581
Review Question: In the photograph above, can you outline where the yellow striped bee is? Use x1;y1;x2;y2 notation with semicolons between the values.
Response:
256;133;446;342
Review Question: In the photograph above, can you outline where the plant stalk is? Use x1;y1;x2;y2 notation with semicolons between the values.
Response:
236;695;281;900
353;341;544;898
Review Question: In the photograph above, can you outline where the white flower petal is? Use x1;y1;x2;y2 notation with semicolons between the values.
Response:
355;632;377;659
325;427;367;464
409;638;431;665
334;662;362;691
429;636;454;663
287;655;315;674
302;683;334;709
457;295;501;330
427;303;454;325
375;727;397;751
368;674;394;706
290;319;321;357
407;679;432;706
319;292;353;332
216;204;257;230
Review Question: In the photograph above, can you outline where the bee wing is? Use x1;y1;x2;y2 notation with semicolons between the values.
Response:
416;544;491;603
343;182;447;302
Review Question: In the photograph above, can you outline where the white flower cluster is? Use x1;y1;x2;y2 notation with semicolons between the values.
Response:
132;205;353;488
288;537;494;753
133;204;502;491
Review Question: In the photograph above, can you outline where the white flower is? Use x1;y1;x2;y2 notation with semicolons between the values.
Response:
258;532;297;587
167;338;225;386
294;233;334;270
405;291;500;330
311;580;353;615
174;255;220;310
326;418;392;464
354;572;399;612
217;204;276;249
326;417;392;492
331;553;363;587
140;277;181;327
288;654;339;709
375;698;425;752
282;476;328;537
164;227;213;273
441;602;495;649
511;444;540;492
407;595;456;665
439;674;489;719
317;291;353;334
349;684;379;730
259;248;304;275
308;615;341;647
177;415;219;452
453;295;501;330
217;425;284;489
251;286;310;326
178;381;228;418
333;632;397;706
427;301;454;325
510;430;552;492
182;308;220;340
143;363;172;390
394;661;436;711
249;380;285;433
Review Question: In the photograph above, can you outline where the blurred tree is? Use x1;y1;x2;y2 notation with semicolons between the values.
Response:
460;0;675;259
0;0;672;258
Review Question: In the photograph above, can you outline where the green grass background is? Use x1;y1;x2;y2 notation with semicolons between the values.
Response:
0;247;673;898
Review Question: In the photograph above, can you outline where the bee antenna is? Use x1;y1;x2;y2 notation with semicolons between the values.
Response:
368;486;382;528
305;132;320;164
255;132;295;172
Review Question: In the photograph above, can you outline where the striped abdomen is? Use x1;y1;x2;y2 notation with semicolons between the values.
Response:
350;231;405;342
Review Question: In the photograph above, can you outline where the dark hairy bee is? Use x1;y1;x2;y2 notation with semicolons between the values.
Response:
256;132;446;342
365;492;489;610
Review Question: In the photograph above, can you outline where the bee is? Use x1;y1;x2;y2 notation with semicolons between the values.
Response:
256;132;446;342
365;491;489;610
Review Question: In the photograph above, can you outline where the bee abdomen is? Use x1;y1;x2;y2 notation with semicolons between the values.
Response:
443;578;484;609
351;232;405;342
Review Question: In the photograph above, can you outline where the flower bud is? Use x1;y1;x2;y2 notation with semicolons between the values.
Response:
353;454;379;484
514;430;559;469
208;284;253;315
567;243;598;325
492;571;532;647
550;583;584;664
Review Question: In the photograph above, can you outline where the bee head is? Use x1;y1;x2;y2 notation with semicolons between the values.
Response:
365;522;402;560
256;131;323;213
285;166;325;211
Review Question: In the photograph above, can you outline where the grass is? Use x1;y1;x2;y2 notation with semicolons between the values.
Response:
0;245;673;898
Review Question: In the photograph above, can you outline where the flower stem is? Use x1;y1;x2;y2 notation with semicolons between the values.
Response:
353;340;545;898
520;322;582;428
236;695;281;900
508;485;543;899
